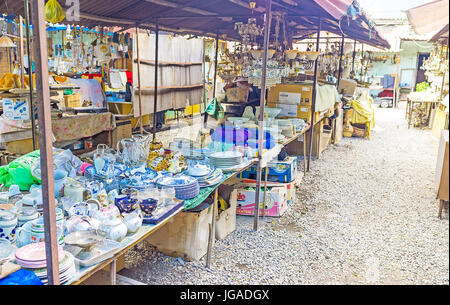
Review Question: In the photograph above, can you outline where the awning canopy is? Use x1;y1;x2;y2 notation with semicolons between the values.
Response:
429;24;449;43
406;0;449;36
0;0;389;48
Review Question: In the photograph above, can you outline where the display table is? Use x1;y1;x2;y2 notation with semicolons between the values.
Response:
0;112;114;155
406;99;440;129
68;205;184;285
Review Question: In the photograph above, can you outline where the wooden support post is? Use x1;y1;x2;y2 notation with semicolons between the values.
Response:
307;17;321;172
253;0;272;231
336;35;344;90
152;24;160;141
24;0;37;150
30;0;60;285
136;27;144;135
206;188;218;268
204;32;219;129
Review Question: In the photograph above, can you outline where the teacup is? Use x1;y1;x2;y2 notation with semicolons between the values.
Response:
30;218;64;245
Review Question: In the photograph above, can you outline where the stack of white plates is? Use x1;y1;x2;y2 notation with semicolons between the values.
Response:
14;242;75;285
209;151;243;169
196;168;224;188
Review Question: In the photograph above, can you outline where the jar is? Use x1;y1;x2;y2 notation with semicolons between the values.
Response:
0;210;18;243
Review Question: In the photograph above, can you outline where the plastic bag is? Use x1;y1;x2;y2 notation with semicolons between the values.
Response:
205;98;224;119
0;269;43;285
0;150;41;191
45;0;65;24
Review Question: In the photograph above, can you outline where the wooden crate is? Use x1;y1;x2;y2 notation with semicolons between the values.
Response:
5;138;36;155
145;204;213;261
215;189;237;240
64;93;82;108
226;87;249;103
111;119;132;148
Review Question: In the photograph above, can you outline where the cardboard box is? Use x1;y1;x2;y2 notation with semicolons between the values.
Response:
238;156;298;183
2;99;30;120
338;79;357;95
268;83;313;104
235;187;288;217
279;91;301;105
435;130;449;201
215;190;237;240
64;93;82;108
146;205;213;261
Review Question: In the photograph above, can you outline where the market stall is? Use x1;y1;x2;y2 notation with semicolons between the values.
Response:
0;0;389;285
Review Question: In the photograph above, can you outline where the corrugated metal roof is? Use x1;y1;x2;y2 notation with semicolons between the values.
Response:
0;0;390;48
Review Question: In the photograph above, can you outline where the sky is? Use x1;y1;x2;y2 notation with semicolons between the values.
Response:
357;0;437;19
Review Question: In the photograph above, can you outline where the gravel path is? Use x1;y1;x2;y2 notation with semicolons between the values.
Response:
120;105;449;285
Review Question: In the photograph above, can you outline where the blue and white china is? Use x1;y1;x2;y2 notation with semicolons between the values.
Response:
100;217;128;242
85;164;122;179
122;209;143;234
185;162;214;177
115;195;138;214
68;200;100;218
156;175;199;200
0;210;17;243
139;198;158;216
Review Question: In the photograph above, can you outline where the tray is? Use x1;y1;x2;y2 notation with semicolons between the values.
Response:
71;239;121;267
143;200;184;225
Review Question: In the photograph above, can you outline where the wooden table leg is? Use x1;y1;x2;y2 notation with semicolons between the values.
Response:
303;135;307;177
110;258;117;285
408;101;413;129
206;188;218;268
438;199;445;219
262;166;268;219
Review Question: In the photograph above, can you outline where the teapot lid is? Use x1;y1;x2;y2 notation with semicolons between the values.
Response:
17;206;38;217
0;209;16;222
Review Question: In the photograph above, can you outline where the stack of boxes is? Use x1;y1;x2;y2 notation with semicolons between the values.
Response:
267;83;314;123
235;156;299;217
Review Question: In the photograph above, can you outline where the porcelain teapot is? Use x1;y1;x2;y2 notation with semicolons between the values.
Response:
100;217;127;242
122;209;143;234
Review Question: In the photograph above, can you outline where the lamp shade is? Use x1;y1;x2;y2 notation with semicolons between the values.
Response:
0;35;16;48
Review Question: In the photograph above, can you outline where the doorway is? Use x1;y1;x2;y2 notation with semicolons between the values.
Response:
415;52;430;88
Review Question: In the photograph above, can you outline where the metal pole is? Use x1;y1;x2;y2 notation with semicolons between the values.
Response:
25;0;37;150
204;32;219;129
30;0;60;285
136;27;143;135
351;40;356;74
253;0;272;231
206;188;218;268
19;16;25;88
336;35;344;90
307;17;321;172
152;24;159;142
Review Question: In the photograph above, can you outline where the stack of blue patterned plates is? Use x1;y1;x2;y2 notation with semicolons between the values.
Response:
156;175;200;200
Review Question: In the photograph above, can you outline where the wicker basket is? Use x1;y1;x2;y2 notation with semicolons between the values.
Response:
226;87;249;103
351;123;367;138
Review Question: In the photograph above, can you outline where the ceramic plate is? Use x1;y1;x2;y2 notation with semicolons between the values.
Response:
156;175;198;187
125;166;158;179
15;242;64;263
85;165;122;178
